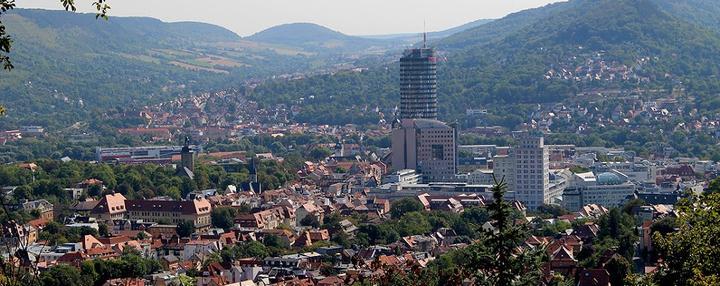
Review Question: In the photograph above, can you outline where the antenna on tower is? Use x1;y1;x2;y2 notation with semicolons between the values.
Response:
423;20;427;48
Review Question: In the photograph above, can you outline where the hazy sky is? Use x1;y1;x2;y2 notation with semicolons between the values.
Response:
18;0;562;36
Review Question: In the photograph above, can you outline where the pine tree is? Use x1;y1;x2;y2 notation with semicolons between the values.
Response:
460;177;548;285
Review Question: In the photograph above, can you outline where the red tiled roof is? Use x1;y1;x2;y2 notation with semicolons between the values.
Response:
27;218;48;229
98;235;130;246
57;252;87;266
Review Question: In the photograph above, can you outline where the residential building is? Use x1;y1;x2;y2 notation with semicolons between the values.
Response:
182;239;221;260
296;202;325;227
91;194;127;222
235;207;294;230
22;199;54;221
19;126;44;137
493;135;551;210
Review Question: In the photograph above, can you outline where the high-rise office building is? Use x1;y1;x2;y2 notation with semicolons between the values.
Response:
392;119;457;182
492;135;551;210
513;136;551;210
399;47;438;120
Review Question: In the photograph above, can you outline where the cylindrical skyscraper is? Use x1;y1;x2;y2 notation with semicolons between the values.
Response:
399;47;437;120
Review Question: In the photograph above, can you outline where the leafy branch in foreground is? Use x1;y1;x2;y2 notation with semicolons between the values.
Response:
0;0;16;70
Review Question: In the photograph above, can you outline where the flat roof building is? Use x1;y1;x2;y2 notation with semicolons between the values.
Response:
392;119;457;183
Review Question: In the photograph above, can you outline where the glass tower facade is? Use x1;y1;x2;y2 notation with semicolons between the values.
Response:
399;48;437;120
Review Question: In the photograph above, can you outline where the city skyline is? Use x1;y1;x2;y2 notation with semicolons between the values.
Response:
17;0;564;36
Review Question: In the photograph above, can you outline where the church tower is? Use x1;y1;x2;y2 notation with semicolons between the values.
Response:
177;136;195;176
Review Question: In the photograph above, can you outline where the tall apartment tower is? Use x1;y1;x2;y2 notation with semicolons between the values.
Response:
399;46;438;120
512;135;550;210
391;119;457;182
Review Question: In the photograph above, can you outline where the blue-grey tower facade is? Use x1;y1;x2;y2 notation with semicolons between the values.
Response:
399;46;437;120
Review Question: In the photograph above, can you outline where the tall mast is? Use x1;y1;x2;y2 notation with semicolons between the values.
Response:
423;20;427;48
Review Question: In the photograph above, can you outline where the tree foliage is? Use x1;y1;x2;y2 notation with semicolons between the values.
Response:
39;264;86;286
230;241;269;259
390;198;424;218
176;220;195;238
461;179;547;285
211;207;236;230
653;193;720;284
377;178;548;285
300;214;320;228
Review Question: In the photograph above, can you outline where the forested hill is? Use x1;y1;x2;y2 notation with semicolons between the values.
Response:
652;0;720;32
437;1;578;50
7;9;241;45
0;9;313;129
248;23;388;53
249;0;720;125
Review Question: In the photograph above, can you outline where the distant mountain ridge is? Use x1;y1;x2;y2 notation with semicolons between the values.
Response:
9;9;241;45
249;23;350;43
362;19;494;42
248;22;388;53
247;20;496;53
438;1;578;50
249;0;720;125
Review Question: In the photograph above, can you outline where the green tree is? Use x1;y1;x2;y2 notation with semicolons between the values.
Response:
322;212;343;235
39;264;88;286
98;223;109;237
650;216;676;236
234;241;269;259
180;177;197;199
537;204;569;218
358;224;399;245
176;220;195;238
211;207;236;230
597;208;637;261
460;178;547;285
79;261;98;286
462;207;490;225
654;193;720;284
308;147;332;161
605;255;633;286
705;177;720;194
390;198;424;218
396;212;431;237
622;199;647;215
80;254;161;286
300;214;321;228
